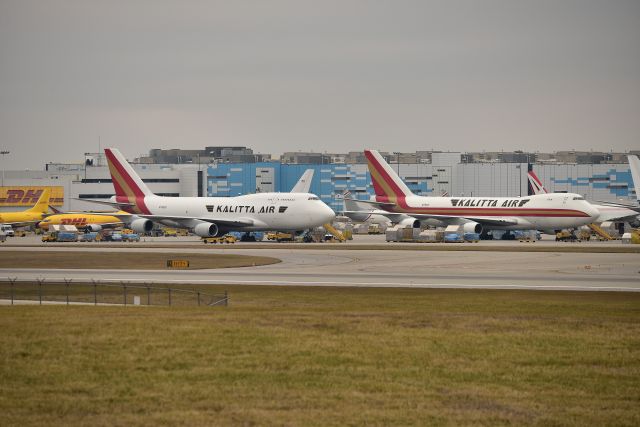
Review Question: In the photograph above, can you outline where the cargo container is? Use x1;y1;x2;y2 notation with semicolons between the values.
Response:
417;230;444;243
444;233;463;243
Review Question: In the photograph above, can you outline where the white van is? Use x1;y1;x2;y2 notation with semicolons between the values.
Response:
0;224;14;237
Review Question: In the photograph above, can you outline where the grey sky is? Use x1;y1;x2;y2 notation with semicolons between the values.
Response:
1;0;639;169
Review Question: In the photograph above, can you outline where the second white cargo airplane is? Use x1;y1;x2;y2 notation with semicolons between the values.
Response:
84;148;335;237
360;150;600;233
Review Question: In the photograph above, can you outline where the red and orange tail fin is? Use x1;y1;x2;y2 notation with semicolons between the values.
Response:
527;170;547;195
104;148;153;214
364;150;414;202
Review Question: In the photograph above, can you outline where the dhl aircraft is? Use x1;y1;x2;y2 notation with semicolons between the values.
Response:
38;210;133;232
355;150;599;233
81;148;335;236
528;161;640;227
0;188;51;226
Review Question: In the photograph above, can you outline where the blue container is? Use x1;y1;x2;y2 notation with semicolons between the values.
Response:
444;233;461;243
463;232;480;241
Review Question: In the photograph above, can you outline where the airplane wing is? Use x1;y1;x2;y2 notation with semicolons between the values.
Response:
407;213;520;227
341;210;408;222
594;201;640;213
137;214;255;228
73;198;136;208
340;197;397;209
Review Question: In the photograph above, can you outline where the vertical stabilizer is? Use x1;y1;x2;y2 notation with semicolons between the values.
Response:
364;150;414;201
27;188;51;213
527;170;548;195
629;155;640;202
104;148;154;214
291;169;314;193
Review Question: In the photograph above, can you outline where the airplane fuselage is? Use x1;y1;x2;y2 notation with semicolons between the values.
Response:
0;211;47;225
120;192;335;231
376;193;599;230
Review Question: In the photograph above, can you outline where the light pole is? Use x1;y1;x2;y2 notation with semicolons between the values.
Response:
1;150;9;188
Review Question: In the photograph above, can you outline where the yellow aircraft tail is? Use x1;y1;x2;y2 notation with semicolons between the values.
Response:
26;188;51;213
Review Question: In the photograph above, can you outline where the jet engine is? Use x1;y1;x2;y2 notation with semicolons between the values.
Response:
398;218;421;228
84;224;102;232
194;222;219;237
130;218;153;234
462;221;482;234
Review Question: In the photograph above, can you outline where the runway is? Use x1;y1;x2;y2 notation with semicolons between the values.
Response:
2;243;639;291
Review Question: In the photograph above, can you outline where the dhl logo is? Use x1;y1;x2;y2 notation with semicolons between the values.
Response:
60;218;89;225
0;189;43;204
0;186;64;206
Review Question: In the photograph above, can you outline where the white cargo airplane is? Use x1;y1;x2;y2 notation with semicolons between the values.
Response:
359;149;600;233
527;163;640;227
82;148;335;237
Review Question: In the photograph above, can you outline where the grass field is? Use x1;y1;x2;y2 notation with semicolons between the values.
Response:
1;287;639;426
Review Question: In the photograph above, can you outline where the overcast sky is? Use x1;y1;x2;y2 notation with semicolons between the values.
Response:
1;0;639;169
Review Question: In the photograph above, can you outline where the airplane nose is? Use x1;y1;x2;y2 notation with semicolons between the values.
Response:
586;203;600;221
321;203;336;223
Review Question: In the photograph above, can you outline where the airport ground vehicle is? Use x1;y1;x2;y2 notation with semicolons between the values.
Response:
81;232;102;242
122;233;140;242
266;232;294;242
202;235;237;244
555;231;577;242
42;231;78;242
0;224;14;237
163;228;178;237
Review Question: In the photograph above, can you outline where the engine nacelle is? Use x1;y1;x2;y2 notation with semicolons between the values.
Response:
398;218;421;228
84;224;102;232
345;212;373;223
462;221;482;234
130;218;153;234
194;222;219;237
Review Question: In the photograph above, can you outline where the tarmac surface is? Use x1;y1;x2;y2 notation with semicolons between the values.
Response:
2;234;639;291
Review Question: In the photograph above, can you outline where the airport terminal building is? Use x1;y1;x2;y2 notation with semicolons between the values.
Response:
0;148;637;213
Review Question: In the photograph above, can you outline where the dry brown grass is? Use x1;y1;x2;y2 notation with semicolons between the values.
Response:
1;287;639;426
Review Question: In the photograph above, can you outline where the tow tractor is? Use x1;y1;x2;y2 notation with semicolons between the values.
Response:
202;235;237;244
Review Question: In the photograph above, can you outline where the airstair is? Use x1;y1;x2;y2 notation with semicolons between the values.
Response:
588;223;613;240
323;223;346;242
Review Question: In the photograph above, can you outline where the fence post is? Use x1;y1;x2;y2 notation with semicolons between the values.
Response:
9;277;16;305
197;291;200;306
37;277;44;305
92;279;98;305
168;288;172;306
122;281;127;306
144;282;152;306
64;278;72;306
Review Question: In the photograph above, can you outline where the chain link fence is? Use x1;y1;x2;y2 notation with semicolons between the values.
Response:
0;277;228;307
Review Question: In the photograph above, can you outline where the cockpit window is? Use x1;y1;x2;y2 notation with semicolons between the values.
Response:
308;196;319;200
573;196;585;201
